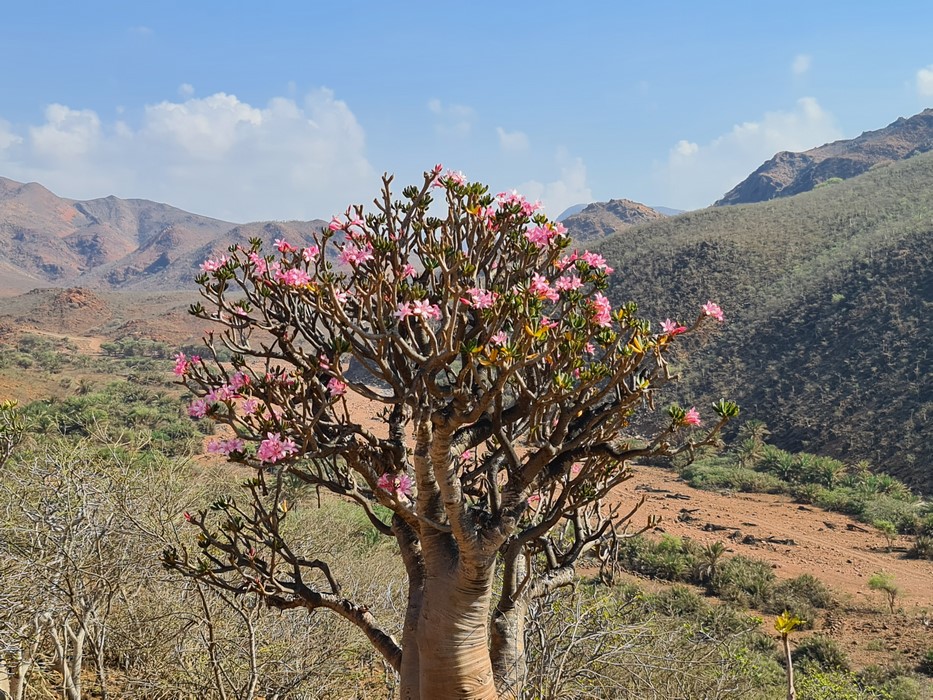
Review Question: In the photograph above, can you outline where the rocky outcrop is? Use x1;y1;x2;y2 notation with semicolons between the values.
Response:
716;108;933;206
561;198;665;242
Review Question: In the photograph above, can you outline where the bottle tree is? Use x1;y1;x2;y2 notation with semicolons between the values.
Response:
163;166;737;699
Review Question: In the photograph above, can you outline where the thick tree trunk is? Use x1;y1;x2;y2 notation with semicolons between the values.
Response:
413;570;498;700
490;598;528;699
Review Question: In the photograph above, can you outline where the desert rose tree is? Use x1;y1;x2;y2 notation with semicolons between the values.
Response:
163;166;737;699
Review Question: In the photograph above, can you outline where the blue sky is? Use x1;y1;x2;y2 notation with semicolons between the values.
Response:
1;1;932;221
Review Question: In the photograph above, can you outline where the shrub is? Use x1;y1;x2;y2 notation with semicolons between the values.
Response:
709;555;775;608
793;635;850;673
868;571;899;614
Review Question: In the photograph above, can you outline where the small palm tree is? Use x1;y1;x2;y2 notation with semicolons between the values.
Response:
695;541;727;584
775;610;804;700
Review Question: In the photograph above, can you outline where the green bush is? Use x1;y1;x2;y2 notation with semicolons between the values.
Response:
709;555;775;608
681;462;784;493
793;635;850;673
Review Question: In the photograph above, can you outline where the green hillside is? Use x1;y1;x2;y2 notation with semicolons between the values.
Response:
595;154;933;494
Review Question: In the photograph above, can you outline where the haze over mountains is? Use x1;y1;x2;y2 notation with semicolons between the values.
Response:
0;176;326;295
0;109;931;493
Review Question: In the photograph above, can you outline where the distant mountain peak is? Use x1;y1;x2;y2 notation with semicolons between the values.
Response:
561;198;664;242
716;108;933;206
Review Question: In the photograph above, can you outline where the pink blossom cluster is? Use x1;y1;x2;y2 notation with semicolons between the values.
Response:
496;190;542;216
557;250;614;274
589;293;613;327
377;472;413;497
327;377;347;396
257;432;298;463
490;330;509;345
661;319;688;336
200;256;228;272
206;437;246;455
702;301;725;322
554;274;583;292
275;267;312;287
528;274;559;303
302;245;320;262
524;222;567;249
401;263;417;278
241;398;260;415
229;371;250;391
187;399;209;418
173;352;197;376
329;214;365;232
247;251;268;276
461;287;499;309
432;169;467;188
682;407;702;426
205;384;238;403
338;243;374;266
394;299;442;321
275;238;296;254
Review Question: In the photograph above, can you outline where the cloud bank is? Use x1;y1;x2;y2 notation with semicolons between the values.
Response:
657;97;841;209
0;89;375;222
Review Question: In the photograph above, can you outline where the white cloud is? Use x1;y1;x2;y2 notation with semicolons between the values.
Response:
657;97;841;209
178;83;195;97
496;126;529;152
517;152;593;218
427;98;474;137
0;119;21;150
792;54;811;76
916;65;933;97
29;104;101;159
0;89;375;221
674;139;698;156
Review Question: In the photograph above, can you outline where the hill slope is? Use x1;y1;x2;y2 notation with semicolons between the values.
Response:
715;108;933;205
562;199;665;242
595;152;933;494
0;177;328;294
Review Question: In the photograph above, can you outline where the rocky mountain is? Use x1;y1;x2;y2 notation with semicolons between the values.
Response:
595;151;933;495
561;199;665;242
715;108;933;206
0;177;328;294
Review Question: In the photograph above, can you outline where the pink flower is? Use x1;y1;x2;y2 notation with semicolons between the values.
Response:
460;449;475;463
333;290;350;304
411;299;441;320
496;190;542;216
554;274;583;292
187;399;209;418
683;407;702;426
394;301;413;320
207;437;246;455
229;372;250;391
327;377;347;397
377;472;414;498
589;293;613;327
661;318;688;336
275;268;312;286
302;245;320;262
247;252;268;276
328;215;344;231
523;222;566;249
257;432;298;464
241;398;259;415
529;274;559;303
702;301;724;322
318;355;331;371
338;244;374;266
275;238;296;253
462;287;499;309
401;263;416;278
584;342;596;355
432;169;467;188
200;256;227;272
173;352;190;376
490;331;509;346
581;251;614;274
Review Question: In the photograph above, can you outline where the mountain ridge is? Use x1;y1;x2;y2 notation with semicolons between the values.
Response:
715;108;933;206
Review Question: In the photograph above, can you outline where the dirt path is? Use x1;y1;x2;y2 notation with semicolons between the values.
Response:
608;466;933;609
